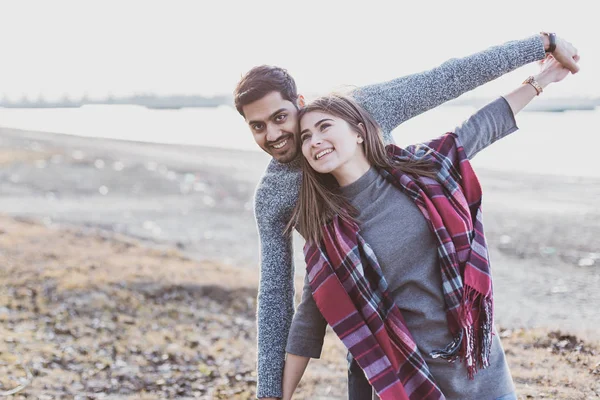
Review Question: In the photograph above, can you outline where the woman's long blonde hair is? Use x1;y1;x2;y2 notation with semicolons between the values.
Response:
287;94;434;245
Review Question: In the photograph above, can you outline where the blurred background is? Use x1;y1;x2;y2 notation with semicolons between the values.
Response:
0;0;598;259
0;1;599;398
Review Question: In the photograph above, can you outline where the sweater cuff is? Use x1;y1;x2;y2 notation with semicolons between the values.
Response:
497;96;518;132
256;370;284;398
286;338;325;359
519;34;547;64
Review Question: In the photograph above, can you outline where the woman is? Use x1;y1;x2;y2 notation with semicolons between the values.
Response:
282;54;577;400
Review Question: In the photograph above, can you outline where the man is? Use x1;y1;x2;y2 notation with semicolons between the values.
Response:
233;33;578;399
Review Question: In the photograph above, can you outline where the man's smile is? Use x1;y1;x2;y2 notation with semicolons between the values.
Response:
272;139;288;149
269;135;294;153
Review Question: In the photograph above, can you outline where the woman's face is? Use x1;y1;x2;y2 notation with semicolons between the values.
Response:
300;110;367;182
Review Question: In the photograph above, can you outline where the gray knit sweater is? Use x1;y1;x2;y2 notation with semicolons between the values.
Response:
253;35;545;398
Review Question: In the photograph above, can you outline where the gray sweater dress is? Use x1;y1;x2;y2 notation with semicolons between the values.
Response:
286;97;519;400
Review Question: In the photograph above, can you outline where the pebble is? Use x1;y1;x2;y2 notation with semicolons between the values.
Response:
578;258;595;267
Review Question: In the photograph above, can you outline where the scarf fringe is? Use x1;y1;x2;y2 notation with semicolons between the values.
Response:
429;330;462;361
460;285;493;379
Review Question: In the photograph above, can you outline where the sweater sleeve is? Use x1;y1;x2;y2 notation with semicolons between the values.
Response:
352;34;545;144
454;96;518;159
286;274;328;358
254;158;302;398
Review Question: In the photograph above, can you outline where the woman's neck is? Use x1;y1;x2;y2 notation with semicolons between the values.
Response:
332;157;372;187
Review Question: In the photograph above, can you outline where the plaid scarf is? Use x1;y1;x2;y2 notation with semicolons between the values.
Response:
304;133;493;400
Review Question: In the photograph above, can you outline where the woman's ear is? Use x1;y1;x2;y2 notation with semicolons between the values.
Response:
297;94;306;108
357;122;366;143
358;122;367;135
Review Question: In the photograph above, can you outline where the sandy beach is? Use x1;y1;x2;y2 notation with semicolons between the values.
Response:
1;126;599;399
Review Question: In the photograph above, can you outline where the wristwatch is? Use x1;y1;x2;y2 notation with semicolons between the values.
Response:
523;76;543;96
540;32;556;53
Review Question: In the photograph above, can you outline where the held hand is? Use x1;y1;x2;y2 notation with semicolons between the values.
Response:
536;54;578;87
551;36;580;74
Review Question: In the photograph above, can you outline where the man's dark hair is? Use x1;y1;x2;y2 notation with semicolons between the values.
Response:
234;65;298;117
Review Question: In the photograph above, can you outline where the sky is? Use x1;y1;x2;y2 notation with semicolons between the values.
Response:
0;0;597;101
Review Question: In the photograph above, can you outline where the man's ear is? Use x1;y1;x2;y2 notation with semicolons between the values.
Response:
297;94;306;109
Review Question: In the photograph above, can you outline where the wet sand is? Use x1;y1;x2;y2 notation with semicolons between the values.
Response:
0;127;270;268
1;127;599;398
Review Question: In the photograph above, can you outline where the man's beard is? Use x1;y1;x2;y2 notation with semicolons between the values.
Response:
268;133;299;164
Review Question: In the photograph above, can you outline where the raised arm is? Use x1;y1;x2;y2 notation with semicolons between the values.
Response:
454;53;576;158
503;54;576;115
453;97;519;160
352;34;548;143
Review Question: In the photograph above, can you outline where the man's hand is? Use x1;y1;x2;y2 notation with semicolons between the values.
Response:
551;36;580;74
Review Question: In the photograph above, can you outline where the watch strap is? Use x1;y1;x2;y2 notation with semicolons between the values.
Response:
541;32;557;53
523;76;543;96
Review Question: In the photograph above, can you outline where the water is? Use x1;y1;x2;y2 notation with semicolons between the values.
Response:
392;105;600;178
0;104;598;177
0;105;257;152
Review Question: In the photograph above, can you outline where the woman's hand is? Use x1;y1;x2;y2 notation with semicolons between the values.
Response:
503;50;579;115
535;53;580;88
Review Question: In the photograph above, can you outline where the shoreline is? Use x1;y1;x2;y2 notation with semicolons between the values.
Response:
1;126;599;338
0;126;270;269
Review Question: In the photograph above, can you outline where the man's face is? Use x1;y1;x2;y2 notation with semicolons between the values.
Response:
242;91;300;163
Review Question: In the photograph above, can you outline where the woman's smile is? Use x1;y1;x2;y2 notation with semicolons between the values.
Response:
314;148;334;160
